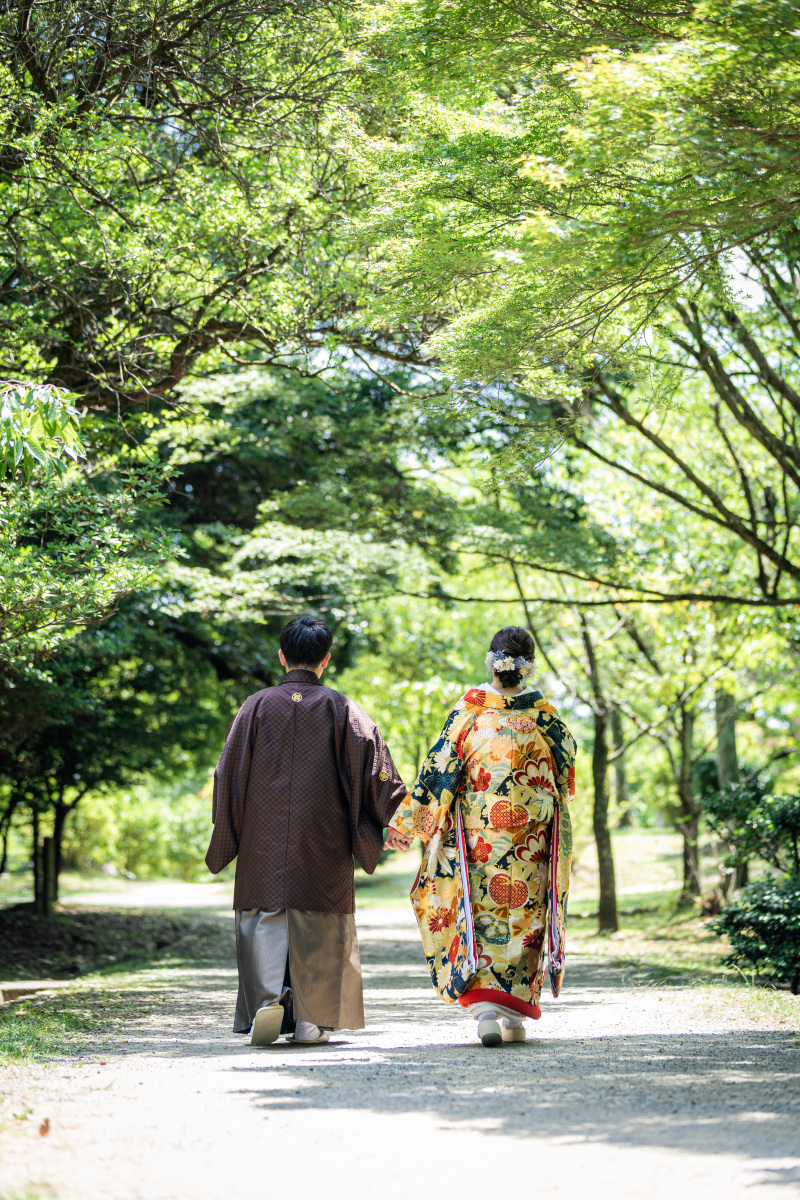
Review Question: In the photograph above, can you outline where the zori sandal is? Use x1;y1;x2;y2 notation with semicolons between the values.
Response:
250;1005;284;1047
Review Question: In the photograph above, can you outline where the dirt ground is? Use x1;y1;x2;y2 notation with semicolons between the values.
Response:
1;894;799;1200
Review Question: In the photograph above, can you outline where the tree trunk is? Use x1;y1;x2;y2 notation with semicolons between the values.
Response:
715;688;739;787
715;688;748;891
580;615;619;934
32;806;44;916
52;801;71;904
611;709;631;827
41;836;56;919
677;704;701;906
592;709;619;932
0;795;19;875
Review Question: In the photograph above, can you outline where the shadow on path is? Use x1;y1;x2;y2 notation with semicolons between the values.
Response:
58;911;800;1186
227;1029;800;1162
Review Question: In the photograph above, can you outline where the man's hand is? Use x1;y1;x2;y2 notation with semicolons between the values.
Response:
384;827;413;852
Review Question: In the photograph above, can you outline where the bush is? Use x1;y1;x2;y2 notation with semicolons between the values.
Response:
701;779;800;990
701;779;800;876
710;874;800;993
61;782;213;881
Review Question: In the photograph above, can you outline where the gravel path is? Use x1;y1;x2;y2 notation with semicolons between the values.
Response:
1;905;799;1200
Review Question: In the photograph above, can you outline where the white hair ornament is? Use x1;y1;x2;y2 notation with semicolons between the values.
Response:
485;650;535;680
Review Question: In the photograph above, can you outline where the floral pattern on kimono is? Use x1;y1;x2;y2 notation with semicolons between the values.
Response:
389;686;576;1020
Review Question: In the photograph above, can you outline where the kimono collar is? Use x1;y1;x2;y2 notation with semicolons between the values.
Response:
462;686;558;715
280;668;323;686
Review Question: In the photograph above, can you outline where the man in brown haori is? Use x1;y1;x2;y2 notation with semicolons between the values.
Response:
206;614;407;1046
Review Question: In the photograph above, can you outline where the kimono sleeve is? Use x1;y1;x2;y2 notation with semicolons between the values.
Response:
340;700;408;875
388;708;468;844
552;720;577;804
535;709;577;805
205;696;259;874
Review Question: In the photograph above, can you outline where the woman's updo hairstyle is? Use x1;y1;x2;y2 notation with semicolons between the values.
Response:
489;626;535;689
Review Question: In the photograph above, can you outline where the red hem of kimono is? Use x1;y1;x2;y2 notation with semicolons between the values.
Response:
458;988;542;1021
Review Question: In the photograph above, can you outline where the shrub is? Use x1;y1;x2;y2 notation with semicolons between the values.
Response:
702;779;800;876
702;778;800;991
710;874;800;994
61;782;213;881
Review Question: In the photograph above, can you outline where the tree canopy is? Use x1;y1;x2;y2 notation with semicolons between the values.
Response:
1;0;386;407
1;0;799;952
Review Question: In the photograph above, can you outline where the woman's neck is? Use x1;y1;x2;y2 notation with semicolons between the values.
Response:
490;674;523;696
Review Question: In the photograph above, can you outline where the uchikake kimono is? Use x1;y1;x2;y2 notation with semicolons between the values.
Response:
388;685;576;1021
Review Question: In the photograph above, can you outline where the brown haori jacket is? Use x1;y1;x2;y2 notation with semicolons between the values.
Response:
206;669;408;914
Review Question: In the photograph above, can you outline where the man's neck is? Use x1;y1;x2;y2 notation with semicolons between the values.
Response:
285;664;325;680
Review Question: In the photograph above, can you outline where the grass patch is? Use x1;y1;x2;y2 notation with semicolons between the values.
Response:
567;897;800;1029
708;982;800;1030
0;1189;58;1200
568;901;732;977
0;984;163;1063
0;905;236;1064
0;906;231;980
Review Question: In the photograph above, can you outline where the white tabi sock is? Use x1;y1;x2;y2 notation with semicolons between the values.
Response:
294;1020;324;1042
469;1001;525;1027
471;1006;499;1023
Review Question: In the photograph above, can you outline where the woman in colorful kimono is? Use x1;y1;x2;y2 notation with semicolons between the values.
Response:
384;626;576;1048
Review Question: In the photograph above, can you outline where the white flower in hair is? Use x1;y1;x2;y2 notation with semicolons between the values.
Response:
485;649;535;679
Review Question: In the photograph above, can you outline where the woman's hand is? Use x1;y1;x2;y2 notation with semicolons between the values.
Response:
384;827;413;852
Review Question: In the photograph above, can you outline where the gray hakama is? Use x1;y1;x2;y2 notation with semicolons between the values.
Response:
234;907;365;1033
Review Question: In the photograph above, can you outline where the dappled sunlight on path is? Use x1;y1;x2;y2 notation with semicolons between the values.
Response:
1;902;798;1200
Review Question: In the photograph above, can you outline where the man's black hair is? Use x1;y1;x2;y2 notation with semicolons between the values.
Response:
280;614;333;668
